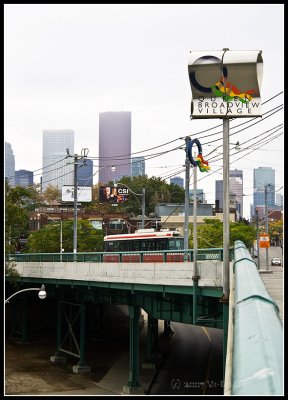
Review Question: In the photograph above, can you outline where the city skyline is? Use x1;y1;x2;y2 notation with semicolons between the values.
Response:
5;137;282;221
4;4;284;219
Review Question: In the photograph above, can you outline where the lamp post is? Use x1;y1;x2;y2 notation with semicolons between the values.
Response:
37;213;63;261
5;285;46;303
114;182;145;229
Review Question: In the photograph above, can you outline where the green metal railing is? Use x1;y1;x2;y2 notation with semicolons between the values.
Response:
8;247;234;263
232;240;283;395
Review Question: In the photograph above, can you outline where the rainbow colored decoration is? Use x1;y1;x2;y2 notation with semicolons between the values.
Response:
212;80;256;104
187;138;210;172
194;153;210;172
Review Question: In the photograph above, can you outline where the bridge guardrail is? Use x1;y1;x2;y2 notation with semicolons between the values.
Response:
231;240;283;395
7;248;234;263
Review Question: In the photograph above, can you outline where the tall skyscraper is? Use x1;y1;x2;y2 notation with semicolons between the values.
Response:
275;193;283;208
131;157;145;177
15;170;33;187
253;167;275;216
215;170;243;218
229;169;243;218
42;130;74;192
5;141;15;186
78;158;93;187
99;112;131;184
170;176;184;188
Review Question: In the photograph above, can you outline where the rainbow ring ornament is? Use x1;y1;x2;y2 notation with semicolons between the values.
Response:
187;138;210;172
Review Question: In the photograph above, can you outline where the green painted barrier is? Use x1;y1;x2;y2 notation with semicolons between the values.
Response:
232;240;283;395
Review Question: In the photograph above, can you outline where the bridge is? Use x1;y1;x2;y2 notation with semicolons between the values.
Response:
5;241;283;395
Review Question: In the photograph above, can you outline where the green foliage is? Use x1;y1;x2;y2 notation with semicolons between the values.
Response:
5;260;21;289
26;220;104;253
5;180;38;254
111;175;184;216
268;219;283;245
190;218;256;249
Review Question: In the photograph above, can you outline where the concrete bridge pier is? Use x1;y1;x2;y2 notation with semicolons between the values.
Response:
123;304;145;394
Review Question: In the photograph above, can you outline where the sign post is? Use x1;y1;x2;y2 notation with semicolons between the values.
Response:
188;48;263;300
188;48;263;378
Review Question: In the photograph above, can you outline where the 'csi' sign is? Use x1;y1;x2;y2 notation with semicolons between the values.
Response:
99;186;129;203
117;188;129;195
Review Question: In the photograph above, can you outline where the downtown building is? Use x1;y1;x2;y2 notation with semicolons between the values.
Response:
252;166;276;219
78;158;94;187
215;169;243;219
5;141;15;186
41;130;74;192
98;111;131;184
15;169;34;187
131;156;145;177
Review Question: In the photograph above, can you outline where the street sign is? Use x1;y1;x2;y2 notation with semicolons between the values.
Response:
259;234;270;248
188;50;263;118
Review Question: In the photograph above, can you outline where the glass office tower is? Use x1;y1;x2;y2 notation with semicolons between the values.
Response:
42;130;74;192
5;141;15;186
253;167;275;216
131;156;145;177
15;169;33;187
99;112;131;184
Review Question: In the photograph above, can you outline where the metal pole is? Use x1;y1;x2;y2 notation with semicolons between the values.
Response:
223;117;230;300
184;137;191;251
193;152;197;275
265;185;269;271
256;209;260;270
193;152;198;324
141;188;145;229
73;155;78;260
60;220;63;262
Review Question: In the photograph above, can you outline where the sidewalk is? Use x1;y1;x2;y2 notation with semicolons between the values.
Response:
259;265;284;321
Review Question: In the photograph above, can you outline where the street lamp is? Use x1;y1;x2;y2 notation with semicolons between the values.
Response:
37;213;63;261
5;285;46;303
114;181;145;229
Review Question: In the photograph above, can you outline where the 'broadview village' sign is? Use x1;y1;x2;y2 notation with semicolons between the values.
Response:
188;50;263;119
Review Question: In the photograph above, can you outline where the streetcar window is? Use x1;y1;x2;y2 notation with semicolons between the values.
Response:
133;240;141;251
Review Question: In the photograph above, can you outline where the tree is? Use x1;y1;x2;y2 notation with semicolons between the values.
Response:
268;219;283;246
5;180;36;254
190;218;256;249
113;175;184;216
42;185;62;204
26;220;104;253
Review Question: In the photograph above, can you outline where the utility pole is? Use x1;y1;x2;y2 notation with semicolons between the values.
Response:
66;148;88;260
265;184;270;271
223;117;230;300
141;188;145;229
256;209;260;270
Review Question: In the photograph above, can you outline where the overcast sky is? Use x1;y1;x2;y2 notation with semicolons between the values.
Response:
4;4;284;219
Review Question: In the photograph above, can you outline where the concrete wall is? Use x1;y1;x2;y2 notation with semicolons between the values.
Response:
14;261;224;287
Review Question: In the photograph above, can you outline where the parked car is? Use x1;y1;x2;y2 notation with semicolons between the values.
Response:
271;257;281;266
